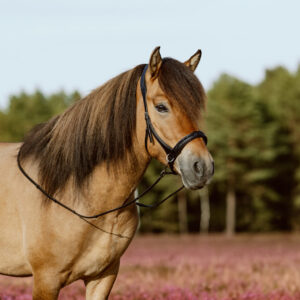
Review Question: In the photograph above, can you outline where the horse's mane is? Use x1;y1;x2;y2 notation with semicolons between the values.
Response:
19;58;205;198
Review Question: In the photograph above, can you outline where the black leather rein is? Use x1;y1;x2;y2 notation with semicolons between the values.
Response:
17;64;207;219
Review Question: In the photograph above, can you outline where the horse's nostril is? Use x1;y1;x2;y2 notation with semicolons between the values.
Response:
193;161;202;175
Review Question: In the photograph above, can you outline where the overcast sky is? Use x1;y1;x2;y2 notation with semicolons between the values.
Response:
1;0;300;108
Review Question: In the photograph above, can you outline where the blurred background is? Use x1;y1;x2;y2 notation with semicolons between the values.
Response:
1;0;300;236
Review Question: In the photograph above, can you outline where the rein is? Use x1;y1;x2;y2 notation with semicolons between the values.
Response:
17;64;207;220
17;153;183;219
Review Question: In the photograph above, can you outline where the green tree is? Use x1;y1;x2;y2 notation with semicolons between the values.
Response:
0;90;80;142
1;67;299;234
206;74;281;234
257;66;300;229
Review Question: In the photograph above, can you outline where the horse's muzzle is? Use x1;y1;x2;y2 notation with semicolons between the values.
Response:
176;150;214;190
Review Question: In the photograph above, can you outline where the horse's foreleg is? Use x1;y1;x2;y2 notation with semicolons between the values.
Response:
85;260;120;300
32;272;61;300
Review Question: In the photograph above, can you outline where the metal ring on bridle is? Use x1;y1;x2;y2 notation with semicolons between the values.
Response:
166;153;175;164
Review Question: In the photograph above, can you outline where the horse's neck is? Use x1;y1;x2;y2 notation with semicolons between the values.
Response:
86;149;150;213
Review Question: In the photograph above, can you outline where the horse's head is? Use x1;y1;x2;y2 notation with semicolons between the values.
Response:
137;47;214;190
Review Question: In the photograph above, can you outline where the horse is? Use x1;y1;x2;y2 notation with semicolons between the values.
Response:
0;47;214;299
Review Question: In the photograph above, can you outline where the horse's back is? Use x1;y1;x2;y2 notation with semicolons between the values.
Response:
0;143;32;276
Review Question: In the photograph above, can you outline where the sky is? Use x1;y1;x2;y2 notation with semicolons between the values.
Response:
1;0;300;108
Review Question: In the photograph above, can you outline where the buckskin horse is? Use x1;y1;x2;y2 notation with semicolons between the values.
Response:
0;47;214;299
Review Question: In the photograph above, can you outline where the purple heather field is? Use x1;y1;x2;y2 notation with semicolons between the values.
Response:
0;235;300;300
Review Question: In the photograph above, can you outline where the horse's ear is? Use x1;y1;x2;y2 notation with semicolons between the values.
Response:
149;46;162;77
184;49;202;72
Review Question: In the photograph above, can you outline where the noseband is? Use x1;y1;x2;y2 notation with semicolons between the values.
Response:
140;65;207;173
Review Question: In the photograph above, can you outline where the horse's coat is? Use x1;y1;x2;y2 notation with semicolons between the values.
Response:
0;48;213;299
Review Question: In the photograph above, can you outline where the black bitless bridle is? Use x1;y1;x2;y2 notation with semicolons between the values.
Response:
140;65;207;174
17;64;208;219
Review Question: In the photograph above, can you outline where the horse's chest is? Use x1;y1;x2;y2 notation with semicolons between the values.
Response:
74;212;138;278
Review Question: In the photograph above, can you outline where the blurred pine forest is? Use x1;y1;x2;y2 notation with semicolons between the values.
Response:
1;66;299;234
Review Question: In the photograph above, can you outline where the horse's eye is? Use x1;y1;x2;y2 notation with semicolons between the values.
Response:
155;104;169;113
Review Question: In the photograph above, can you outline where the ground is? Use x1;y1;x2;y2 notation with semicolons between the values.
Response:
0;235;300;300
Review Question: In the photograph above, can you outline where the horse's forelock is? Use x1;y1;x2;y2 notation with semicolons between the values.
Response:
158;58;206;122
